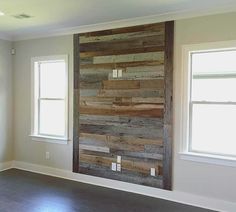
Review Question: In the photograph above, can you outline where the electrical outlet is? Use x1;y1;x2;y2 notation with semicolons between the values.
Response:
118;69;122;78
117;155;121;163
150;168;155;176
111;162;117;171
112;69;118;78
46;152;50;160
117;163;121;172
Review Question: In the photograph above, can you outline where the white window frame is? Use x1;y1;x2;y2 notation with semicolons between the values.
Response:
180;40;236;167
30;55;69;144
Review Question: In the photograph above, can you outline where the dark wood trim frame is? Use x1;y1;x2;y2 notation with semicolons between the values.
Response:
163;21;174;190
73;34;80;173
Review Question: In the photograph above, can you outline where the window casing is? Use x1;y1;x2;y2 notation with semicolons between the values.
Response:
181;41;236;166
31;55;69;144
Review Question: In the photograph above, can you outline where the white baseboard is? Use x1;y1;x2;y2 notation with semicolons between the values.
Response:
0;161;13;171
0;160;231;212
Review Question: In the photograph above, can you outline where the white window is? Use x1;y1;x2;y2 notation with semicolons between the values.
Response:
30;55;69;144
181;41;236;166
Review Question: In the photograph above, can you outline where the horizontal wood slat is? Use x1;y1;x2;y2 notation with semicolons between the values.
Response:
79;22;165;37
80;106;164;118
80;46;164;58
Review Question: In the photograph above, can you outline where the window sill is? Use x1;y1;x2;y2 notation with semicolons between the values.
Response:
29;135;69;145
179;152;236;167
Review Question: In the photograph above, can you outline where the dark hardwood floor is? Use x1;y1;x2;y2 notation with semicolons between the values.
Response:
0;169;215;212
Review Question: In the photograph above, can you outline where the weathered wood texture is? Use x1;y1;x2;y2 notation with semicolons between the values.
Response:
163;21;174;190
73;34;80;173
73;22;173;189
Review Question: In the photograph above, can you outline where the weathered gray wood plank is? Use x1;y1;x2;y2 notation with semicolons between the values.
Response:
163;21;174;191
80;123;163;140
73;34;80;173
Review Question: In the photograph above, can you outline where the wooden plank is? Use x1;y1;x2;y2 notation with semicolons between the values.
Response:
80;35;164;52
73;34;80;173
80;123;163;140
79;22;165;37
79;144;110;153
163;21;174;191
80;133;163;146
102;79;164;90
80;66;164;77
79;164;163;188
80;73;108;83
126;65;164;73
110;150;163;161
80;106;164;118
103;80;140;90
98;88;164;98
80;115;163;128
80;60;164;69
80;153;162;176
81;52;164;65
108;71;164;80
80;89;98;97
80;96;164;105
80;46;164;58
80;137;145;152
80;30;164;44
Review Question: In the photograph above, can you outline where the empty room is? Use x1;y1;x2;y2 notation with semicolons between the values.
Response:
0;0;236;211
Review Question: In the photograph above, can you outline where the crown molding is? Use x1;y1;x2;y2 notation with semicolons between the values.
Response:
4;4;236;41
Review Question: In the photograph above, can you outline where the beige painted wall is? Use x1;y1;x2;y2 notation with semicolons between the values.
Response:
12;12;236;204
0;39;13;163
174;12;236;202
13;36;73;170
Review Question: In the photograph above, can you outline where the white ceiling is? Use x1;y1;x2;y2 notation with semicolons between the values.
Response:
0;0;236;40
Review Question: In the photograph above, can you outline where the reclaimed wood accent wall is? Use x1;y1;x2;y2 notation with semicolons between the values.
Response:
73;21;174;190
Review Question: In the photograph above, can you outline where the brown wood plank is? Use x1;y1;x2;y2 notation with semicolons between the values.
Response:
80;35;164;51
163;21;174;191
80;30;164;44
80;96;164;105
73;34;80;173
80;133;163;146
81;52;163;65
80;115;163;128
98;89;164;98
80;46;164;58
80;60;164;69
80;123;163;140
80;106;163;118
102;79;164;90
79;22;165;37
103;80;140;90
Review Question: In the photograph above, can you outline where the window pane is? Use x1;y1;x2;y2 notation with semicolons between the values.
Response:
40;61;66;98
39;100;65;136
192;78;236;102
191;104;236;156
192;50;236;74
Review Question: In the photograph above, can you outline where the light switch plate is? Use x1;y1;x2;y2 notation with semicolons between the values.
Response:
118;69;122;78
46;152;50;160
150;168;155;176
117;163;121;172
112;69;118;78
111;162;117;171
117;155;121;163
